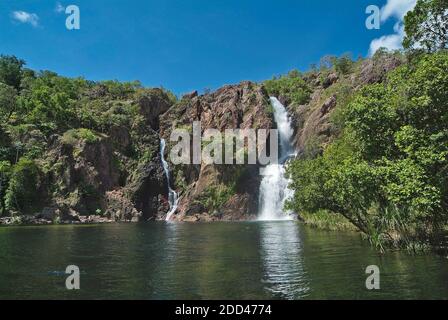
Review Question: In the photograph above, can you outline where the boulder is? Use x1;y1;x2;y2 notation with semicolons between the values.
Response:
105;190;142;221
322;72;339;88
36;207;60;221
137;88;173;130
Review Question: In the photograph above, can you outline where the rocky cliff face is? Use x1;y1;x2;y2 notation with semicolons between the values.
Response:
159;81;274;221
286;54;404;159
0;54;405;225
45;133;120;218
1;79;279;224
19;89;174;224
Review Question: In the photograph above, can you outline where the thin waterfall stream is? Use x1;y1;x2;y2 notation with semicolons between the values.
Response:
160;139;179;221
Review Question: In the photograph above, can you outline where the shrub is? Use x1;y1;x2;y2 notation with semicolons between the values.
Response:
5;158;43;215
0;83;18;122
0;55;25;90
0;161;11;216
62;128;101;145
330;54;355;75
264;72;311;105
197;185;235;213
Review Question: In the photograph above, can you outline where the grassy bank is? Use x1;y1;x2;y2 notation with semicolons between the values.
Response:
299;210;357;232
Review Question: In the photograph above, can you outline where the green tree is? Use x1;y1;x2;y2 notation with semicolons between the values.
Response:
5;158;43;215
264;72;311;105
0;126;14;162
0;83;18;122
287;52;448;249
403;0;448;52
330;53;355;75
0;55;25;90
0;161;11;216
20;71;87;134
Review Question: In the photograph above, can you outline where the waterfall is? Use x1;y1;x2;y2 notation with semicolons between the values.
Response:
258;97;295;221
160;139;179;221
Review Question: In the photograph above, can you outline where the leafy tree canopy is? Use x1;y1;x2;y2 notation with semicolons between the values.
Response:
403;0;448;52
287;52;448;249
0;55;25;90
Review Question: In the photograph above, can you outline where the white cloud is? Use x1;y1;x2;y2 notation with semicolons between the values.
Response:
11;11;39;27
381;0;417;21
55;2;65;13
369;23;405;55
368;0;417;56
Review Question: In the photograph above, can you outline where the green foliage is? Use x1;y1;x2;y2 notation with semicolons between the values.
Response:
0;54;181;218
403;0;448;52
0;83;18;122
299;210;357;232
344;83;398;159
62;128;101;145
287;52;448;250
0;126;14;162
19;71;87;134
197;184;235;213
174;169;188;195
0;55;25;90
330;53;355;75
139;149;154;164
5;158;43;215
0;161;11;216
264;71;311;105
7;124;47;160
100;80;142;99
159;87;178;105
302;135;324;158
318;53;355;75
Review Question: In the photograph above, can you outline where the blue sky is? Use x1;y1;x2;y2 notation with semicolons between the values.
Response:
0;0;412;95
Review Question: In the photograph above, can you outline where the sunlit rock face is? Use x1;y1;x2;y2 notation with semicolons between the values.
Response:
160;82;275;221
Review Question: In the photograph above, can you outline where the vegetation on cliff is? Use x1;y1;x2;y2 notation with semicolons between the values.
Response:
159;82;274;221
264;70;312;106
0;58;175;221
285;0;448;251
0;0;446;255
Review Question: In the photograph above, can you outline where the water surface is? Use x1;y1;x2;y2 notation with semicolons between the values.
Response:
0;222;447;299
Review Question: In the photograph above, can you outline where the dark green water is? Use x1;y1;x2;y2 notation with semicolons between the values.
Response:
0;221;447;300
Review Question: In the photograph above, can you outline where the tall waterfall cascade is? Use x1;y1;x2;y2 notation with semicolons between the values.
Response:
160;139;179;221
258;97;296;221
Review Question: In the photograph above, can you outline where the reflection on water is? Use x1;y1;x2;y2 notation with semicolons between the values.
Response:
260;221;309;299
0;222;447;299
